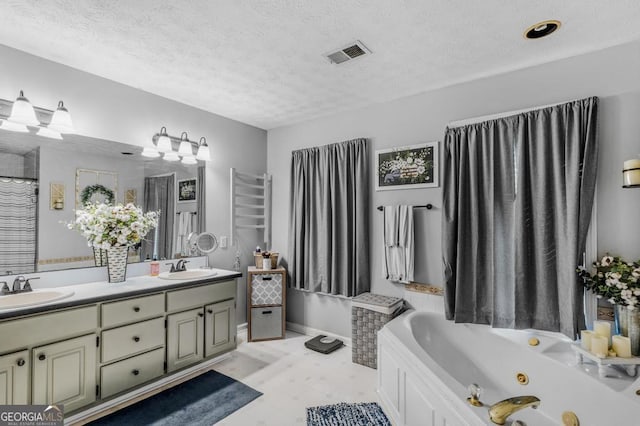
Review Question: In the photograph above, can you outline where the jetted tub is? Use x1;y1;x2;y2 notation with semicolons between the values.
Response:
377;310;640;425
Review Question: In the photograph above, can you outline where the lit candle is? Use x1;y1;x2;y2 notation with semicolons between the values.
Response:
580;330;594;351
593;320;611;347
612;335;632;358
591;335;609;358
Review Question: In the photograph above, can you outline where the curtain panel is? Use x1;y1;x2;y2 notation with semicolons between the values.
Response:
288;138;370;297
0;178;38;274
442;97;599;337
141;175;175;260
197;166;206;234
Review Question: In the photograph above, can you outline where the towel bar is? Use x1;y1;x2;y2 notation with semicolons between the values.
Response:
376;204;433;211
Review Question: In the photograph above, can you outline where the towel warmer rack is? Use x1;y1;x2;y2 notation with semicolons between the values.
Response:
230;168;272;248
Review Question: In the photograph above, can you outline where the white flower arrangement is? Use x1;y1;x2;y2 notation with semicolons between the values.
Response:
577;254;640;310
67;202;158;249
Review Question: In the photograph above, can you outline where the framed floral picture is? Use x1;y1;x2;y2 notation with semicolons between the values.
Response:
375;142;439;190
177;178;197;203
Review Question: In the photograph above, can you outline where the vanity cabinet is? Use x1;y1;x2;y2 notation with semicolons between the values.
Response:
32;334;97;413
0;349;29;404
204;299;236;357
0;277;238;416
166;308;204;372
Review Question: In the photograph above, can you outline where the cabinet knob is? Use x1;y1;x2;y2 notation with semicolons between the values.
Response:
207;309;213;314
198;312;204;317
16;358;25;367
38;354;46;361
133;306;141;312
133;336;140;342
132;369;140;376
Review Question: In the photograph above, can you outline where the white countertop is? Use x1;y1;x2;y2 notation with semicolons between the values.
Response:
0;267;242;319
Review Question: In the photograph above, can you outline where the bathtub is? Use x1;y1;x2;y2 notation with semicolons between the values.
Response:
377;310;640;425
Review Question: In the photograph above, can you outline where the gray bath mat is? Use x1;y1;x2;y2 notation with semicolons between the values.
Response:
306;402;391;426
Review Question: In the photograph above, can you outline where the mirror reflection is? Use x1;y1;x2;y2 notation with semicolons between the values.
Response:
0;131;205;276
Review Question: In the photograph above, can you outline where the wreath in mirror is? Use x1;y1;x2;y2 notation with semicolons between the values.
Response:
81;184;115;206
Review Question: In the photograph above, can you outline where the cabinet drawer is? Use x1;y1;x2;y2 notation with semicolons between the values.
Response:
167;280;235;312
100;348;165;399
0;306;98;353
251;273;283;305
250;307;283;341
101;317;164;363
101;293;164;329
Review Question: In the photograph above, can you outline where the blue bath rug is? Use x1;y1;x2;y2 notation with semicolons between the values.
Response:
89;370;262;426
306;402;391;426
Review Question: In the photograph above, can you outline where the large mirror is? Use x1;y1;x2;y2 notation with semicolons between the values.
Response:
0;131;205;276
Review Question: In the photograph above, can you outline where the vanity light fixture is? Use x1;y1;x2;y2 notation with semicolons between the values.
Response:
0;119;28;133
196;137;211;162
178;132;194;157
7;90;40;126
48;101;75;134
146;127;212;162
36;126;63;140
163;150;180;162
141;145;160;158
181;156;198;165
156;127;173;153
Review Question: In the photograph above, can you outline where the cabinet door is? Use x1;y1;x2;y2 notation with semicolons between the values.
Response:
167;308;204;372
0;350;29;404
32;334;97;413
204;299;236;357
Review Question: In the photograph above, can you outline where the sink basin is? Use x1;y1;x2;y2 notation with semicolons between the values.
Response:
0;290;75;309
158;269;218;280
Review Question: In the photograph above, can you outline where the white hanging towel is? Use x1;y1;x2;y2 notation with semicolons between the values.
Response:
175;212;193;256
382;205;414;283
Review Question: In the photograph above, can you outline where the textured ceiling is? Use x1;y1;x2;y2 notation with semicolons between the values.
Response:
0;1;639;130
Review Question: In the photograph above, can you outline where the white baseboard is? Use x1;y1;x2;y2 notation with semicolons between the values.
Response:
286;321;352;347
237;322;247;332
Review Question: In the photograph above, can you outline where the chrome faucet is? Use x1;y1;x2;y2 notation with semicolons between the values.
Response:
175;259;189;272
1;276;38;295
12;276;26;292
488;395;540;425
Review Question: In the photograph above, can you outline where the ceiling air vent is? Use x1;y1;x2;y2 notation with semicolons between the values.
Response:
324;40;371;65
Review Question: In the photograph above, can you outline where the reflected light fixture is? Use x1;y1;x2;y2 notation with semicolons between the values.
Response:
181;156;197;165
36;126;62;140
196;137;211;161
7;90;40;126
178;132;194;157
163;151;180;162
48;101;75;133
0;119;28;133
141;145;160;158
156;127;172;152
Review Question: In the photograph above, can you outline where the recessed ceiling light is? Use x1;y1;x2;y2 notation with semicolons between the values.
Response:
524;20;561;39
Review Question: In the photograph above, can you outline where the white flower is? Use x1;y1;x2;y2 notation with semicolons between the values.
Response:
608;298;616;304
601;256;614;266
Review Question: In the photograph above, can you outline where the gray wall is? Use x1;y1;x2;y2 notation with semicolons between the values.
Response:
0;44;268;325
268;40;640;337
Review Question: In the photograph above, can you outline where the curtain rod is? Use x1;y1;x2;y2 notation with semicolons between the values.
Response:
376;204;433;211
176;212;197;215
447;98;579;128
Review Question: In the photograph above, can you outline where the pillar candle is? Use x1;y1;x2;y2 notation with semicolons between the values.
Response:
612;335;632;358
623;159;640;186
580;330;594;351
591;335;609;358
593;320;611;347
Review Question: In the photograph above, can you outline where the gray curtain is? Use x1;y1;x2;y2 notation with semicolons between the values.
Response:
0;178;38;274
141;175;175;260
197;166;206;233
442;97;599;337
288;138;370;297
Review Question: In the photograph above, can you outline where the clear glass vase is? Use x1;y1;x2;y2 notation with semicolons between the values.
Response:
615;304;629;336
628;308;640;357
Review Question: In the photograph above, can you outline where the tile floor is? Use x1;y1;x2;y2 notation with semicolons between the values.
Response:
213;329;380;426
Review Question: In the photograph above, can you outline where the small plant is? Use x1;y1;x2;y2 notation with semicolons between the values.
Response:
577;255;640;310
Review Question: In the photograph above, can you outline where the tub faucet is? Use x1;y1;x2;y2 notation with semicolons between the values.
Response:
488;395;540;425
